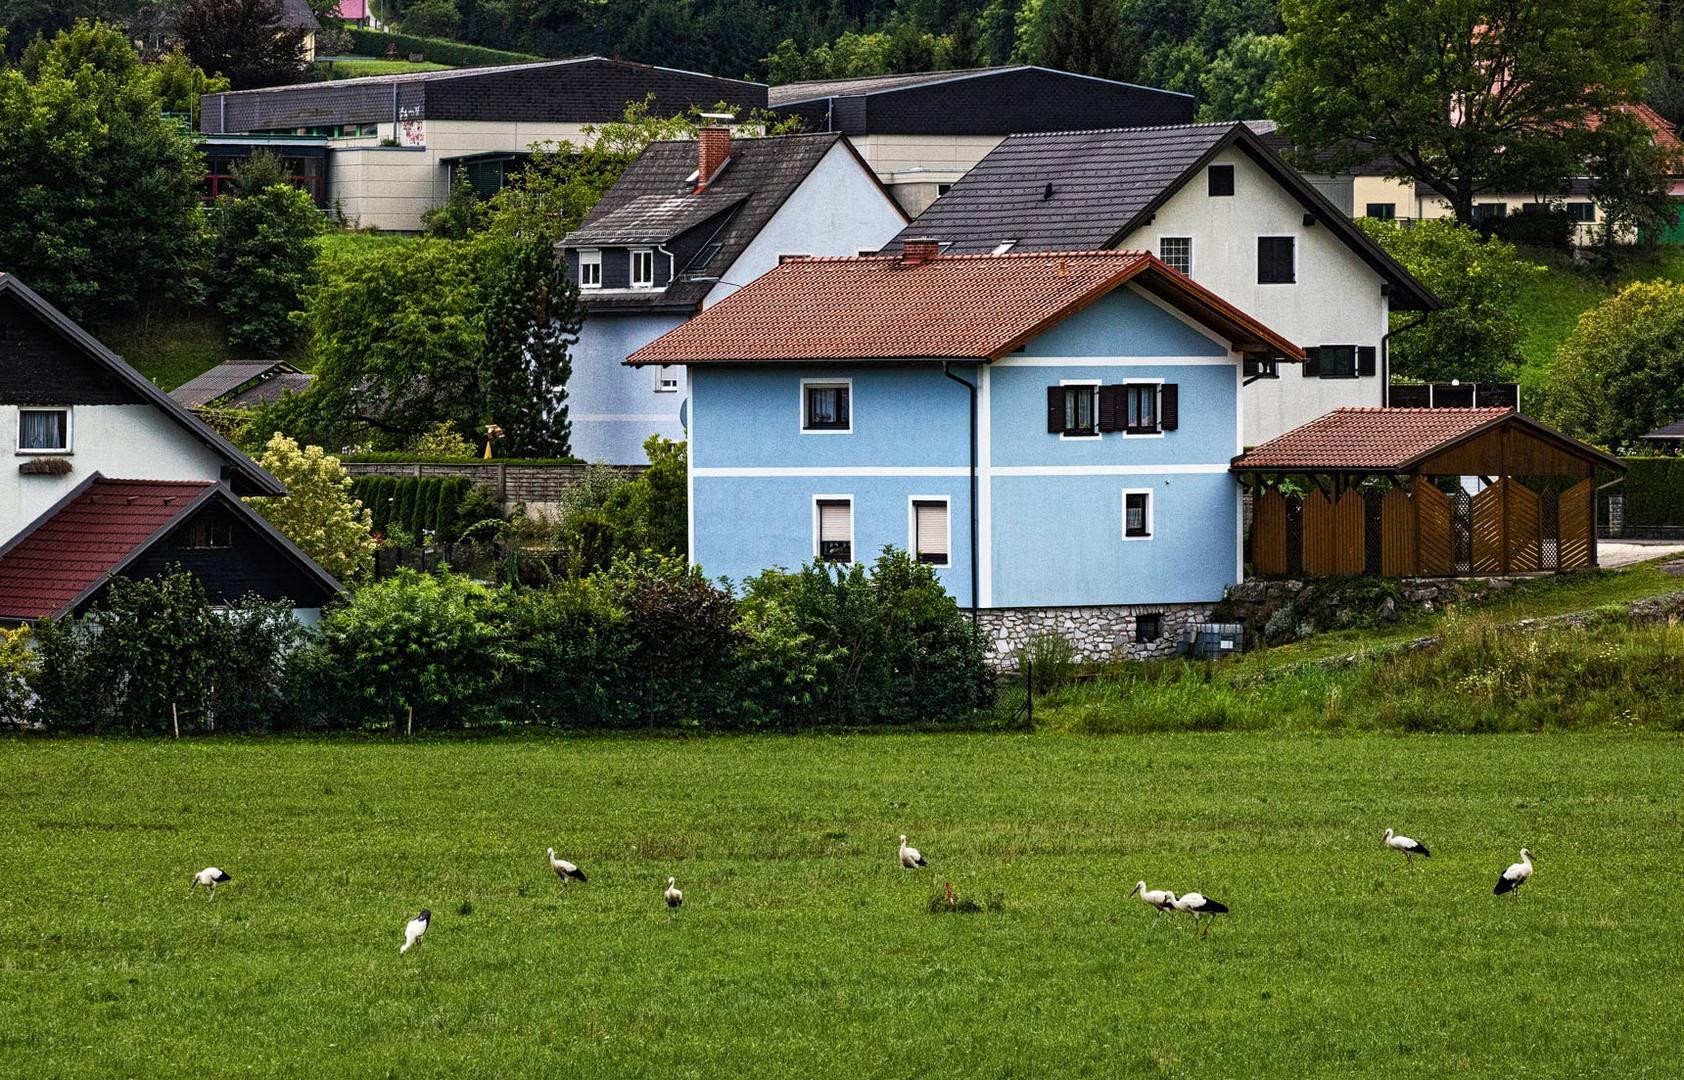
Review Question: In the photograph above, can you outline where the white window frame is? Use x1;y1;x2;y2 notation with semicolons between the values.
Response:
800;378;853;435
1157;236;1193;277
1121;377;1166;440
907;495;951;568
1058;379;1101;441
655;365;679;393
630;247;655;289
578;248;602;289
1256;233;1298;286
17;406;71;455
813;494;855;565
1121;488;1154;542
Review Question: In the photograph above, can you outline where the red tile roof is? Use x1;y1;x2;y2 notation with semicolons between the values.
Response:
625;250;1302;365
1606;103;1683;154
1232;408;1516;471
0;478;212;620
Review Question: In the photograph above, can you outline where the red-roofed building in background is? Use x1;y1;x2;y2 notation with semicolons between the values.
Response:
336;0;373;26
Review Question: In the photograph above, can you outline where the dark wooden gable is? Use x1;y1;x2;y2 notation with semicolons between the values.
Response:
0;295;148;406
1413;422;1600;479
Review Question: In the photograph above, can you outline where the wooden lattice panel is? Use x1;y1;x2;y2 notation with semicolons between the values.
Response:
1506;480;1542;573
1558;478;1593;570
1252;490;1287;576
1471;481;1504;574
1415;482;1453;576
1381;487;1416;576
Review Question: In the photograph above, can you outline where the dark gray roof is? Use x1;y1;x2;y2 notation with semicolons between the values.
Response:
170;360;307;408
226;371;313;407
276;0;321;30
566;191;750;247
889;121;1440;311
563;132;900;312
1642;420;1684;440
768;67;999;105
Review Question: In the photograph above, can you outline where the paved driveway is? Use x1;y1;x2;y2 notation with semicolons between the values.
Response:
1599;541;1684;569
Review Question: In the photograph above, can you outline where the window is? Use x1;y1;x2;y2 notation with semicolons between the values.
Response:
991;240;1018;254
630;248;655;288
936;183;952;196
1158;237;1192;275
18;408;68;453
692;242;723;269
1207;164;1235;196
1472;203;1508;221
1124;384;1157;434
816;498;852;563
1257;236;1296;284
1318;345;1358;379
1567;202;1596;223
578;249;601;289
1135;613;1162;643
1365;203;1396;220
178;516;234;550
656;366;679;393
1122;490;1152;540
802;380;851;432
911;499;949;566
1052;384;1098;437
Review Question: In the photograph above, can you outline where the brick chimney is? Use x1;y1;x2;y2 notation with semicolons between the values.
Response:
695;127;731;194
900;238;941;266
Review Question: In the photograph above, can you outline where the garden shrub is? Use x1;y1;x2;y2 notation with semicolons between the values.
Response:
0;627;37;726
1017;632;1076;692
594;553;743;726
497;581;637;727
351;476;496;543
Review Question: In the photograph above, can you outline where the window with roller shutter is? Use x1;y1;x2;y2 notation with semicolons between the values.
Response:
912;500;949;566
816;498;852;563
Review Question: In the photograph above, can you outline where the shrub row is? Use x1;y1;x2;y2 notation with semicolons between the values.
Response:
350;476;500;542
345;28;541;66
1610;457;1684;528
16;551;995;734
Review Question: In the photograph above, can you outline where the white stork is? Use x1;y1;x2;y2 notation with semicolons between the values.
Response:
898;835;927;869
664;877;683;918
1383;828;1431;870
400;909;430;954
1493;849;1534;896
1169;891;1229;935
1129;881;1176;921
190;867;231;900
547;848;587;891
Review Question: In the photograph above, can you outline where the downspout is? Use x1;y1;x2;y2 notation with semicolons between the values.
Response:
1380;312;1431;406
943;361;979;622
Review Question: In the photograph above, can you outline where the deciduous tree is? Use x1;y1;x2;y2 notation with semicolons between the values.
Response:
245;434;377;581
175;0;310;89
212;178;324;355
1546;280;1684;449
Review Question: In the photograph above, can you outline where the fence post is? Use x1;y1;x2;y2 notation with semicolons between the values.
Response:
497;463;508;508
1025;658;1033;729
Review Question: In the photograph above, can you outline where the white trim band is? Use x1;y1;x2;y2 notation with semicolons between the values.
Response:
693;466;972;477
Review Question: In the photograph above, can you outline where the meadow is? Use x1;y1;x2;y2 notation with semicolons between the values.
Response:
3;734;1681;1077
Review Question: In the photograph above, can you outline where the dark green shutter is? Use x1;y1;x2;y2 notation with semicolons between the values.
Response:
1047;386;1064;432
1160;384;1179;430
1358;346;1377;377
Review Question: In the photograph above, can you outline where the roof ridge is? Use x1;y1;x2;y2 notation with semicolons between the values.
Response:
785;249;1149;264
1004;121;1243;140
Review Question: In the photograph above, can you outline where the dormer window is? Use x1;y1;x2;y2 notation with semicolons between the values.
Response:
578;249;601;289
631;248;655;288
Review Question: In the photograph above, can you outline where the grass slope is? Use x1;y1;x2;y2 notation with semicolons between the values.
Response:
2;735;1681;1077
1515;246;1684;398
316;59;451;79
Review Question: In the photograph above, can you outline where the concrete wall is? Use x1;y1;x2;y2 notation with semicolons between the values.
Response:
1128;146;1391;444
1;404;229;543
849;133;1005;215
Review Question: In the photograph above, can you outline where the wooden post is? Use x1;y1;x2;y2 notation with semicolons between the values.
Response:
497;463;508;509
1499;430;1510;574
406;704;413;737
172;701;179;740
1588;462;1599;566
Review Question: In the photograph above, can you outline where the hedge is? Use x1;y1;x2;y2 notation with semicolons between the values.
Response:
350;476;499;542
341;453;582;466
345;28;542;67
1611;457;1684;528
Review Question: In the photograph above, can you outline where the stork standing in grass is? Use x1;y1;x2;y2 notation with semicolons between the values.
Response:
190;867;231;901
664;877;683;919
1383;828;1431;871
400;909;430;954
899;835;927;870
547;848;587;892
1493;849;1534;896
1169;891;1229;936
1129;881;1176;923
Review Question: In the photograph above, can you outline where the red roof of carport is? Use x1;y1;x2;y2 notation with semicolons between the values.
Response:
0;478;213;620
1232;408;1515;471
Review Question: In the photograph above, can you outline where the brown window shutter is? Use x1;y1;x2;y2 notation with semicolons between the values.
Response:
1358;345;1377;377
1097;385;1122;432
1047;386;1064;432
1160;383;1179;431
1302;347;1321;377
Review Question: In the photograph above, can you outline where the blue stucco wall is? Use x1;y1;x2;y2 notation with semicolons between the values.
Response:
1017;289;1228;359
569;312;688;465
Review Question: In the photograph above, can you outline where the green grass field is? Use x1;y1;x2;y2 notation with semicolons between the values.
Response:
3;734;1681;1077
1514;246;1684;399
316;59;452;79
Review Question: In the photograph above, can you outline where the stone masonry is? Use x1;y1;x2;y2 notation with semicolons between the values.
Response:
977;603;1215;668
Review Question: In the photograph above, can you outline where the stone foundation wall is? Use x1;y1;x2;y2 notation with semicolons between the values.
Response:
977;603;1215;667
1216;575;1529;647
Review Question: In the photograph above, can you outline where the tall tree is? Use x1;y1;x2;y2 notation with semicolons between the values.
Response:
175;0;309;90
476;233;580;458
937;11;987;69
212;179;324;357
1197;32;1283;121
1034;0;1137;82
1272;0;1651;224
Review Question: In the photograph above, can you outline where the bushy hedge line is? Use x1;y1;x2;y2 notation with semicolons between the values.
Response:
1613;457;1684;528
346;28;541;66
350;476;500;542
341;453;582;465
16;551;994;733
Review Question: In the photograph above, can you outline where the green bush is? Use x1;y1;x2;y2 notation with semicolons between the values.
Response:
1611;458;1684;527
212;181;323;356
346;27;541;66
1017;632;1076;692
351;476;495;542
595;553;744;726
1545;281;1684;449
497;581;636;727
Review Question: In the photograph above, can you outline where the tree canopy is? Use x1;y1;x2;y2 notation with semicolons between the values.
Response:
175;0;310;90
1546;280;1684;449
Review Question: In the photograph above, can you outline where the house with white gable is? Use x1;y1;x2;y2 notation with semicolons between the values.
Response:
886;121;1443;444
0;275;340;624
558;128;909;464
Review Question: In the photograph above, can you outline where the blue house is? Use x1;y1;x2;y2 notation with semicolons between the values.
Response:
630;245;1303;661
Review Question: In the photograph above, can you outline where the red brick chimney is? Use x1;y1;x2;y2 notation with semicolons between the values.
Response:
695;127;731;194
900;238;941;266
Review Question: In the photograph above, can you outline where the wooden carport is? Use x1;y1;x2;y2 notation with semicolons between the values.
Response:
1232;408;1625;577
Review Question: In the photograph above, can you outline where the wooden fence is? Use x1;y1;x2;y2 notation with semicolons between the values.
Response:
1251;477;1594;577
343;461;643;515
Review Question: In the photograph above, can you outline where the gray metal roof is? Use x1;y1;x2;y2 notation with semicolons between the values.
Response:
170;361;303;408
565;191;750;247
889;121;1440;311
1642;420;1684;440
767;65;1193;106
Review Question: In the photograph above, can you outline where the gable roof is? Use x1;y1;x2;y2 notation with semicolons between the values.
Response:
0;474;342;622
276;0;321;30
626;250;1302;365
562;132;904;313
1230;408;1625;472
888;122;1441;311
0;276;283;496
170;360;310;409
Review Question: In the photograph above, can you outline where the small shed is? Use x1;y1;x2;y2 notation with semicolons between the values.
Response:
1640;419;1684;455
1231;408;1624;577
